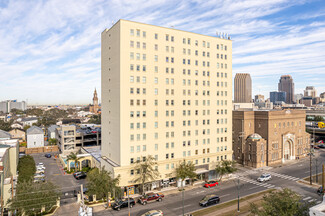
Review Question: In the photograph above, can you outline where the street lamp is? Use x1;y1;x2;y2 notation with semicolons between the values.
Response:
233;176;243;213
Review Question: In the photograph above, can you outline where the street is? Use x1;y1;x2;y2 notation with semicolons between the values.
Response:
95;149;325;216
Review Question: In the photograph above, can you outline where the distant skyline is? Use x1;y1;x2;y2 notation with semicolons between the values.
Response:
1;0;325;104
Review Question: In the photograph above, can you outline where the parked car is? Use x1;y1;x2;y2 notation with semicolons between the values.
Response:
45;153;52;158
138;192;164;205
257;173;272;182
199;194;220;207
141;210;163;216
73;171;87;180
317;186;324;195
36;170;44;174
37;162;44;166
318;144;325;149
204;180;219;188
313;145;320;149
34;174;45;179
112;198;135;211
34;178;45;183
36;165;45;170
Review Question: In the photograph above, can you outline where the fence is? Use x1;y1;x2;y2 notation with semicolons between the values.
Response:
20;146;59;154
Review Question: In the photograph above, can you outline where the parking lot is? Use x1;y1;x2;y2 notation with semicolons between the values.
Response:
31;152;87;205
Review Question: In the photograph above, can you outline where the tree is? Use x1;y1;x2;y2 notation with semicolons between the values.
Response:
23;125;31;131
250;188;314;216
0;120;12;131
314;116;324;122
86;167;121;200
17;155;36;183
215;160;237;181
48;138;57;146
133;155;159;195
88;114;101;124
175;160;197;216
9;181;60;215
67;152;84;171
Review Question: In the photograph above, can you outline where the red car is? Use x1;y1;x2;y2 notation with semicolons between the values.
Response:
204;180;219;188
138;192;164;205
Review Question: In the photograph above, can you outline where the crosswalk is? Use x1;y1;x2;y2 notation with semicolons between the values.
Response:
302;196;321;204
267;171;300;181
238;176;276;189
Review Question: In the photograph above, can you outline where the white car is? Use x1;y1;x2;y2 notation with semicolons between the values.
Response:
37;166;45;171
37;162;44;166
141;210;163;216
257;173;272;182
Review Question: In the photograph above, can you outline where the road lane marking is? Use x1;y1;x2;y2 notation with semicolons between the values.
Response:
220;194;230;197
303;197;311;201
305;171;310;174
173;204;192;210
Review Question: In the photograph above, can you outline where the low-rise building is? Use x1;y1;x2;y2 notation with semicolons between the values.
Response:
26;126;44;148
11;122;23;129
56;125;101;155
0;139;19;209
233;109;310;168
48;125;59;140
8;128;25;141
20;117;38;126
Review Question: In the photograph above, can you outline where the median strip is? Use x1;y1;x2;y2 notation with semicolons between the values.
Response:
190;189;275;216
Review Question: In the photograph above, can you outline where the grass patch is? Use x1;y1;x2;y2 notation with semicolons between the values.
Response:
192;189;275;216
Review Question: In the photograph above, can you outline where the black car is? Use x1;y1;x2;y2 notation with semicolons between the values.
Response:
317;186;325;195
73;171;87;180
45;153;52;158
199;195;220;207
318;144;325;149
112;198;136;211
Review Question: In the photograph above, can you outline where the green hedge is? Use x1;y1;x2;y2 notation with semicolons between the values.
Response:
18;155;36;183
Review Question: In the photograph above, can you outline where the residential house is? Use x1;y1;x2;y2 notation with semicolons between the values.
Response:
9;129;26;141
0;130;11;140
26;126;44;148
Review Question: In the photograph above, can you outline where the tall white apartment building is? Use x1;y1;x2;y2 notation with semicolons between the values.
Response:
101;20;232;189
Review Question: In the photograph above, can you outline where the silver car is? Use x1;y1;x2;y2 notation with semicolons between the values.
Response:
141;210;163;216
257;173;272;182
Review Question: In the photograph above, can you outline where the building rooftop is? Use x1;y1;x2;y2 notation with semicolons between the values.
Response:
48;125;59;133
248;133;262;140
82;146;101;162
26;126;43;135
0;130;11;139
21;117;38;122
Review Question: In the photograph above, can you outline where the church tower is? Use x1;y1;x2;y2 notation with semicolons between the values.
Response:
90;88;99;114
93;88;99;107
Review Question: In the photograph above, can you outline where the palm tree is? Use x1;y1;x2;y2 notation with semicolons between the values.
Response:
133;155;159;195
215;160;237;181
175;160;197;216
67;152;84;171
86;167;121;200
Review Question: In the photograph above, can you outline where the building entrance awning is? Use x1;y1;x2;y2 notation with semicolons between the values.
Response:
195;169;209;174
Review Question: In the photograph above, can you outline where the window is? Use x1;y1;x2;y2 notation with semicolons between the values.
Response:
143;43;146;49
136;29;140;37
155;144;158;151
155;33;158;39
155;55;158;62
143;145;146;151
166;34;169;41
155;44;158;51
130;146;134;153
137;145;140;152
131;170;134;175
143;31;146;38
137;42;140;48
143;54;146;61
130;29;134;36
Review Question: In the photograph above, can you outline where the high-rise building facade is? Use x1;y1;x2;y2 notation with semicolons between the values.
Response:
270;91;286;103
0;100;27;113
234;73;252;103
254;94;264;102
101;20;233;188
278;75;294;104
304;86;316;98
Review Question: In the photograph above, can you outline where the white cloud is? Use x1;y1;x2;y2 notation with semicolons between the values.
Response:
0;0;324;104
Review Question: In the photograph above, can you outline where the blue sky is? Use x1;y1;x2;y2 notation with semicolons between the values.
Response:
1;0;325;105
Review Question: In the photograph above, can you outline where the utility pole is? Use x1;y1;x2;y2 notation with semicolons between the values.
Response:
127;187;130;216
316;157;319;183
310;149;312;185
322;164;325;191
